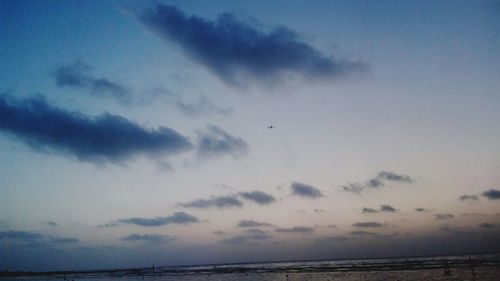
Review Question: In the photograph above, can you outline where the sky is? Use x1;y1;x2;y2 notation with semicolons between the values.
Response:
1;0;500;271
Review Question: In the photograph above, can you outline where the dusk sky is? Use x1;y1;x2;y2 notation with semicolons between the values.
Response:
1;0;500;271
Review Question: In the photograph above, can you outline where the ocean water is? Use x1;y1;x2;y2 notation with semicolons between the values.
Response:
2;254;500;281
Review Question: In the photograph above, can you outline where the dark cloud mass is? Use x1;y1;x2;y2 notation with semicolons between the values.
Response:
0;230;44;240
196;125;248;158
459;195;479;201
237;220;273;228
291;182;323;199
352;222;384;228
275;226;314;233
239;191;276;205
362;208;378;214
415;208;431;212
380;205;397;212
140;4;368;86
181;196;243;209
483;189;500;200
49;237;79;244
120;234;173;243
53;60;131;103
0;94;192;163
118;212;199;227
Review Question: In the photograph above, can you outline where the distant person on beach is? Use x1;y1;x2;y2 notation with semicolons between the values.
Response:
443;259;451;276
469;257;476;277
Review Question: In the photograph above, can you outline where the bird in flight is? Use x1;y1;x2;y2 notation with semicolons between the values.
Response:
267;125;274;129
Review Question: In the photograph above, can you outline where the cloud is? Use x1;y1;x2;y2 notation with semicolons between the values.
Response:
315;236;351;244
459;195;479;201
327;224;337;228
221;236;247;244
239;191;276;205
245;229;273;240
478;223;496;228
483;189;500;200
196;125;248;159
0;230;78;245
290;182;323;199
435;214;455;220
379;205;397;212
176;96;233;117
180;195;243;209
0;230;44;240
0;94;192;163
53;60;131;104
237;220;273;228
47;221;57;227
342;171;413;194
352;222;384;228
415;208;431;212
49;237;79;244
120;234;173;244
140;4;368;86
361;205;397;214
275;226;314;233
213;230;225;235
362;208;378;214
118;212;200;227
349;230;377;236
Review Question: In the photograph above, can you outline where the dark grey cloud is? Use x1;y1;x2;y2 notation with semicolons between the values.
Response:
53;60;131;104
380;205;397;212
362;205;397;214
350;230;377;236
237;220;273;228
483;189;500;200
275;226;314;233
118;212;200;227
181;195;243;209
290;182;323;199
435;214;455;220
176;96;233;117
47;221;57;227
120;234;173;244
49;237;79;244
196;125;248;158
0;94;192;163
362;207;378;214
342;171;414;194
140;4;368;86
352;222;384;228
415;208;431;212
459;194;479;201
239;191;276;205
0;230;44;240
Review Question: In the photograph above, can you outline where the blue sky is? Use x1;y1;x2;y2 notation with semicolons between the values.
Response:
1;0;500;271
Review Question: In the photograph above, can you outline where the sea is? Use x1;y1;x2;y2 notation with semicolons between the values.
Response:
2;254;500;281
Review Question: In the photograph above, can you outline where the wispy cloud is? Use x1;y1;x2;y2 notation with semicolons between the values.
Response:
237;220;273;228
120;234;173;244
140;4;368;86
459;195;479;201
239;191;276;205
176;96;233;117
196;125;248;159
118;212;200;227
483;189;500;200
0;94;192;164
435;214;455;220
290;182;323;199
53;60;131;104
47;221;57;227
342;171;413;194
275;226;314;233
180;195;243;209
352;222;384;228
415;208;431;212
0;230;79;245
49;237;79;244
362;205;397;214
